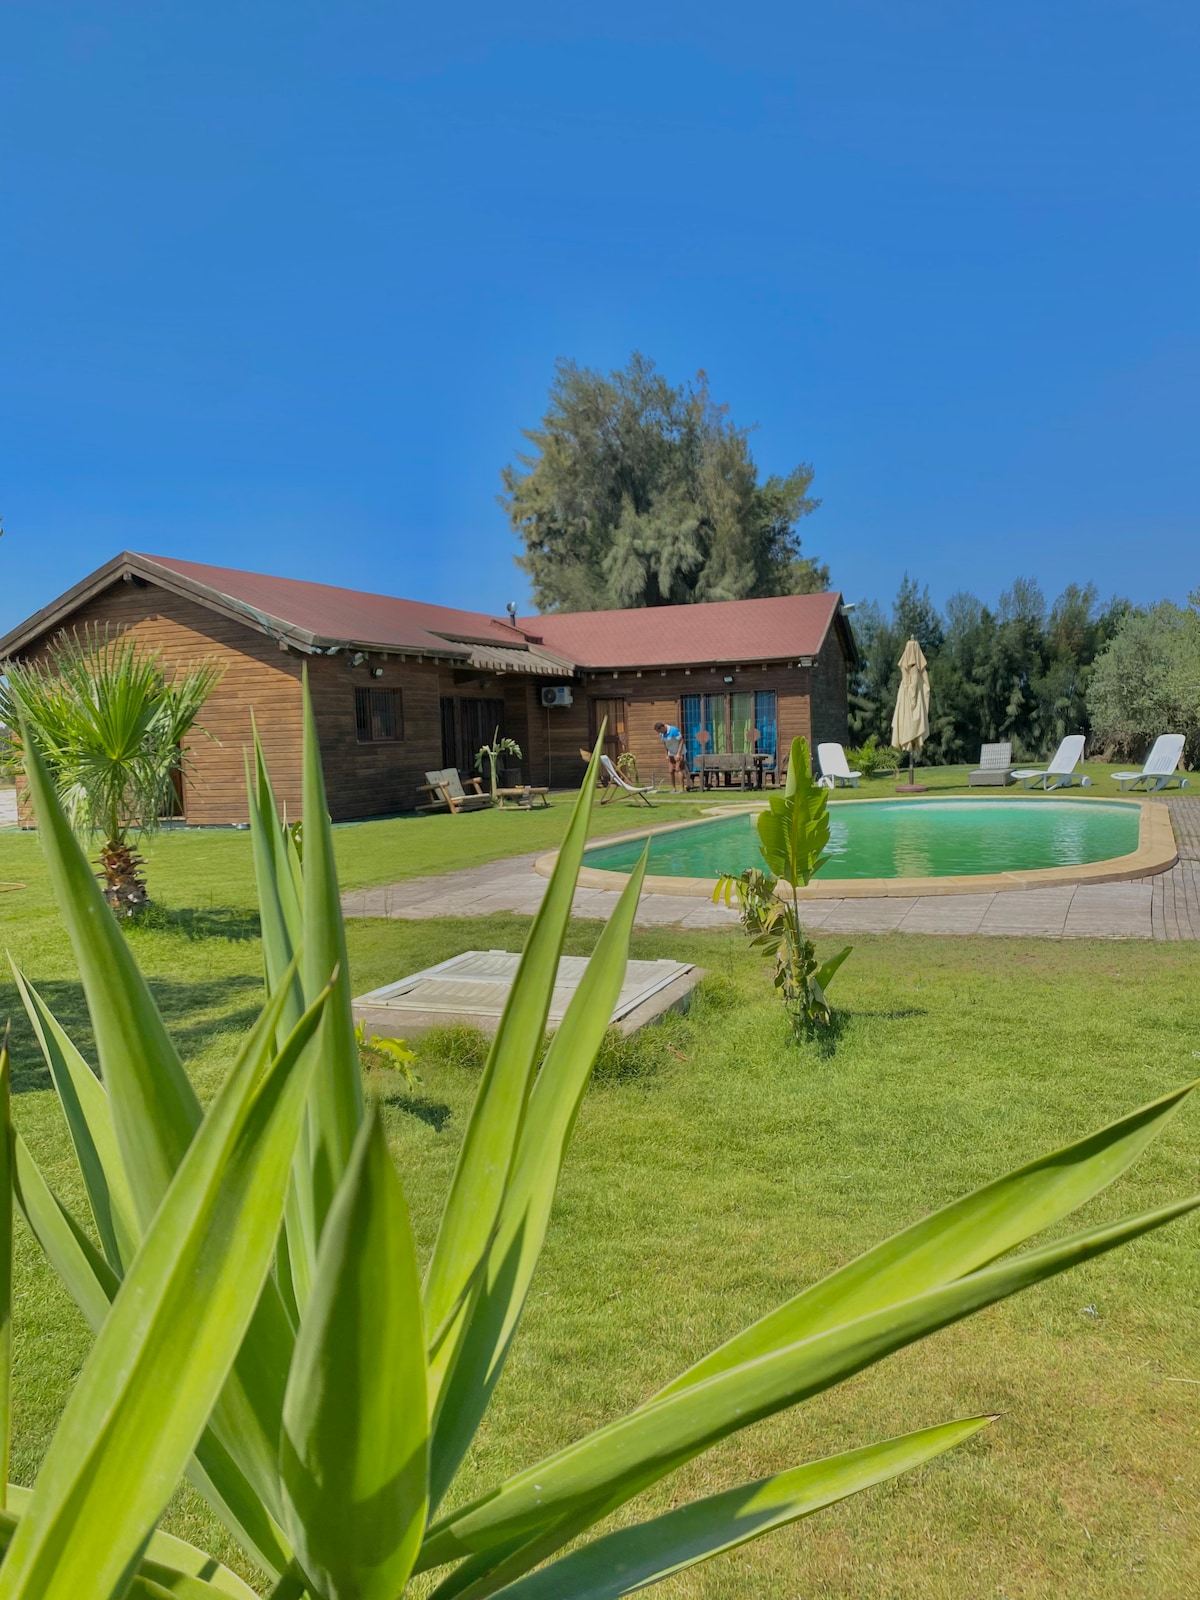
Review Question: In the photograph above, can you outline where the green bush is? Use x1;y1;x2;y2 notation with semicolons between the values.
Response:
1087;595;1200;765
846;736;902;778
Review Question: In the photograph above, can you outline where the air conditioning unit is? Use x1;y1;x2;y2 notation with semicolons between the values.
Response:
541;685;574;708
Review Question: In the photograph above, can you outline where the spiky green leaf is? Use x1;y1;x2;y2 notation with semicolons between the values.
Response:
428;850;647;1510
0;983;328;1600
422;739;605;1398
281;1112;428;1600
489;1417;994;1599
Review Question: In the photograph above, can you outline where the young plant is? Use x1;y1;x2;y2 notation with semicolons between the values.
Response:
847;735;901;779
717;735;851;1033
475;728;523;801
0;627;221;914
354;1020;419;1085
2;688;1198;1598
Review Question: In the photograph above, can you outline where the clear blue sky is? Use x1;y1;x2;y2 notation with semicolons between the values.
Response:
4;1;1198;635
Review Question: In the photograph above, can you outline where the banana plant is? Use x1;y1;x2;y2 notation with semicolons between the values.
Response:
716;735;850;1031
0;686;1197;1599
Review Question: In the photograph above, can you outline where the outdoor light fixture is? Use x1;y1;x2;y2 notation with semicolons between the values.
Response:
723;675;734;684
350;651;366;667
371;666;384;678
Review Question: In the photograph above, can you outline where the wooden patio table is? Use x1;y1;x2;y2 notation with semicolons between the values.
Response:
495;786;550;809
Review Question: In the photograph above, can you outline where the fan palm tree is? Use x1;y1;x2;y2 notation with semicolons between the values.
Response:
0;628;221;913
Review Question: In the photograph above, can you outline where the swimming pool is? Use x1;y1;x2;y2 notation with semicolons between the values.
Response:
581;798;1144;884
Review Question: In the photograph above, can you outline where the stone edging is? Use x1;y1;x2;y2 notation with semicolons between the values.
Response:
535;794;1177;900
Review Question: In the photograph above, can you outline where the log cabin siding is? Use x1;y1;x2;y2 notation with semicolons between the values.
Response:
5;566;854;819
13;580;306;825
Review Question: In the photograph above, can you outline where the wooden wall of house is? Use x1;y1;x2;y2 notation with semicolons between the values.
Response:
554;663;818;786
308;653;445;820
9;581;853;821
810;626;851;746
11;579;306;825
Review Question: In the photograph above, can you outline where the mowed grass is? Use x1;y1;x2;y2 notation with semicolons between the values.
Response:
0;818;1198;1598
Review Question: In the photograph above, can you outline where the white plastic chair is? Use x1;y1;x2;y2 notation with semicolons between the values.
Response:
1111;734;1190;792
816;742;861;789
1012;735;1091;791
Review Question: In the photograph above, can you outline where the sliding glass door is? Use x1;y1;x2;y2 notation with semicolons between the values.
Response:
680;690;776;762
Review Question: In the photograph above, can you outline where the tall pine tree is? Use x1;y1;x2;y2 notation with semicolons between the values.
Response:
503;353;826;612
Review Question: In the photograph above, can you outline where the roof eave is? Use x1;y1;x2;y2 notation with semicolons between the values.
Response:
0;552;473;664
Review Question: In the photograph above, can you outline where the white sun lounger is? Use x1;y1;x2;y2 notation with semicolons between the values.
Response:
816;743;861;789
599;754;656;806
1111;734;1190;793
1012;734;1091;791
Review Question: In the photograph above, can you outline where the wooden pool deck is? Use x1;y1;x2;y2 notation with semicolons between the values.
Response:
343;796;1200;941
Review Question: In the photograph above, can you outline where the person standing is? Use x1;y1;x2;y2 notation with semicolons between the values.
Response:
654;720;686;791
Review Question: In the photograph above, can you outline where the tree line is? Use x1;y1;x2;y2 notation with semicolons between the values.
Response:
850;576;1200;766
503;353;1197;766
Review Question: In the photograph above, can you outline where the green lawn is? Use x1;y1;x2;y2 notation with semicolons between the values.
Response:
1;810;1198;1599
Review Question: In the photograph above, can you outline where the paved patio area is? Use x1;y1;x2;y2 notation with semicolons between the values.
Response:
343;795;1200;941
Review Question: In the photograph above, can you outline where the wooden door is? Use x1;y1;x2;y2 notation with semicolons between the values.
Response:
589;697;626;763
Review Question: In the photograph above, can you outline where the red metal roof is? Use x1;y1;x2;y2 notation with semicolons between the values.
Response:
139;556;842;667
139;554;523;654
1;550;846;671
518;591;843;668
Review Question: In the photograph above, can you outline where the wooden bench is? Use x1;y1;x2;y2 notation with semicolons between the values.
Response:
417;769;493;813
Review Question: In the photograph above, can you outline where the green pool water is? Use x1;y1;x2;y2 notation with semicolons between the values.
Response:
584;799;1140;881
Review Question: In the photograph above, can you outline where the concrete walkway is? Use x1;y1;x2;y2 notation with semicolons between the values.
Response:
342;795;1200;941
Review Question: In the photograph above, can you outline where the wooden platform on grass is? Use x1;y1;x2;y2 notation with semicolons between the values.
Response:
353;950;704;1038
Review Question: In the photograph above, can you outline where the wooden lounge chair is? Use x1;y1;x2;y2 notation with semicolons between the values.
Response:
968;743;1013;787
1111;734;1191;793
1012;735;1090;791
598;754;655;806
816;743;861;789
417;768;493;814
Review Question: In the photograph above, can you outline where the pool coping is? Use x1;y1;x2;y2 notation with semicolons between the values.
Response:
536;794;1177;899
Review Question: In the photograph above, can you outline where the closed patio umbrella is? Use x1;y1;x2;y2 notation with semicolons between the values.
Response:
891;636;930;790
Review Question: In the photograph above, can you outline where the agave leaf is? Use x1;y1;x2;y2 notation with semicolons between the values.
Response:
18;718;202;1225
11;1132;292;1576
421;1189;1199;1568
299;676;364;1246
0;982;329;1600
281;1111;428;1600
10;988;299;1569
3;1486;258;1599
428;850;647;1511
19;726;302;1528
487;1417;994;1599
658;1081;1196;1397
246;734;314;1322
246;735;305;1036
0;1040;10;1510
12;1133;120;1325
423;739;605;1395
9;963;140;1273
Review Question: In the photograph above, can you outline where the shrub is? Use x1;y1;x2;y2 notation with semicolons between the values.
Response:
846;735;902;778
1087;596;1200;765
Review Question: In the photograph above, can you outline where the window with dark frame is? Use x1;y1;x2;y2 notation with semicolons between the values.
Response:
354;686;404;743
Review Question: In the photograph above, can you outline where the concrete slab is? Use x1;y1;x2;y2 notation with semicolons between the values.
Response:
353;950;705;1038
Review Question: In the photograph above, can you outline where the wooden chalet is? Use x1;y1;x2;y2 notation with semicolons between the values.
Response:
0;553;858;824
